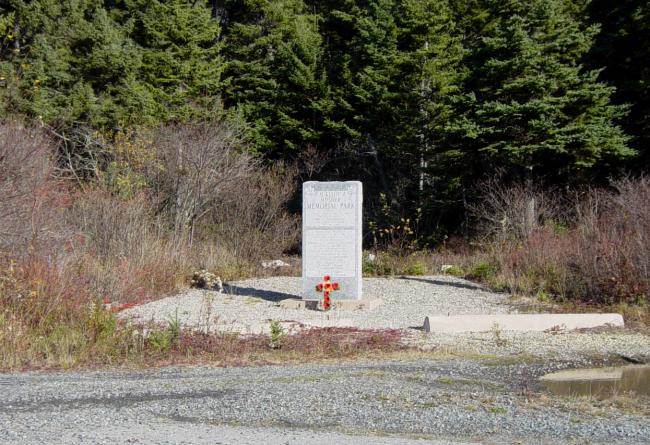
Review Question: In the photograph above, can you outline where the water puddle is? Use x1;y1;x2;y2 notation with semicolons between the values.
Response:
540;364;650;398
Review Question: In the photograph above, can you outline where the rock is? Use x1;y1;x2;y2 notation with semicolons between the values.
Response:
279;298;383;311
261;259;290;269
190;270;223;292
440;265;455;273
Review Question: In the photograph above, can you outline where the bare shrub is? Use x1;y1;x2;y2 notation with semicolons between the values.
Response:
489;226;577;297
482;177;650;305
151;121;258;242
66;188;162;259
63;189;172;302
148;121;299;267
469;178;564;240
570;177;650;303
206;162;300;259
0;120;66;251
64;187;264;303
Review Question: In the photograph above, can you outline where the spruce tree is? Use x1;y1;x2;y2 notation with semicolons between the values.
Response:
116;0;224;124
390;0;463;202
588;0;650;166
311;0;399;144
221;0;326;156
311;0;464;232
0;0;223;128
448;0;633;183
0;0;131;126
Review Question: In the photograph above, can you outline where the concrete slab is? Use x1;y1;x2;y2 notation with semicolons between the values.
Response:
279;298;383;311
422;313;624;333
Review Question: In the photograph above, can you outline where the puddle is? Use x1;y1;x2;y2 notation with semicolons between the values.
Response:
540;364;650;398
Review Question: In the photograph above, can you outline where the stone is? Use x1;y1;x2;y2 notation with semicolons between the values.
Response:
302;181;363;300
261;259;290;269
422;313;624;333
190;270;223;292
279;298;382;311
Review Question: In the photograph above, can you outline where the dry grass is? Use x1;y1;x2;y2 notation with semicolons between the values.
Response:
366;178;650;328
2;118;649;370
468;178;650;306
0;120;302;370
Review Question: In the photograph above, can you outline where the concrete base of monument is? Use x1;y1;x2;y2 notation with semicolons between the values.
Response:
423;313;624;333
279;298;383;311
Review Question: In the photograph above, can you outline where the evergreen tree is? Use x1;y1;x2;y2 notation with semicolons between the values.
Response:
447;0;633;184
221;0;326;156
0;0;131;126
312;0;464;233
587;0;650;166
390;0;463;207
115;0;224;124
311;0;398;144
0;0;223;128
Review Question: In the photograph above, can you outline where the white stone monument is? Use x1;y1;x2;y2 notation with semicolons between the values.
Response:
302;181;362;300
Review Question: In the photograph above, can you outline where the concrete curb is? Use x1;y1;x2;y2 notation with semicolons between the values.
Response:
423;313;624;333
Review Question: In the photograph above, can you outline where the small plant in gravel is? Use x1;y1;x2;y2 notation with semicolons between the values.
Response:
490;323;508;347
146;312;181;353
489;406;508;415
269;320;286;349
167;311;181;343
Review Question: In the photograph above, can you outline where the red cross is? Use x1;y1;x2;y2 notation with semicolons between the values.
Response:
315;274;340;311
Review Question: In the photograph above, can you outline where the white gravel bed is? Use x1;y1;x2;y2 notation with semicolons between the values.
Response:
122;275;513;334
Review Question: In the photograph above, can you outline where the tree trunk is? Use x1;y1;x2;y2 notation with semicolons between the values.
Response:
524;167;537;236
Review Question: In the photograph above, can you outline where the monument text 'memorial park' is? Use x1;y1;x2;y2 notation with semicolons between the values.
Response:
302;181;362;302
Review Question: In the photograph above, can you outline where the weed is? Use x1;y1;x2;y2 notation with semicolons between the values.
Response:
537;290;550;303
437;376;454;385
269;320;286;349
490;323;508;347
406;262;426;276
167;310;181;344
442;265;464;277
469;262;497;280
377;393;391;402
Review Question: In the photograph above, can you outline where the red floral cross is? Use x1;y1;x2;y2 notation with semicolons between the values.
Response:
315;274;340;311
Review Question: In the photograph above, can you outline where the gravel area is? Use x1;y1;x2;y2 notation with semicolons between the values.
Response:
407;330;650;362
6;277;648;444
122;275;513;334
122;275;650;362
1;359;649;445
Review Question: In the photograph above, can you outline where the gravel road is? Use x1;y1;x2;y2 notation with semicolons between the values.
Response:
2;358;649;445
